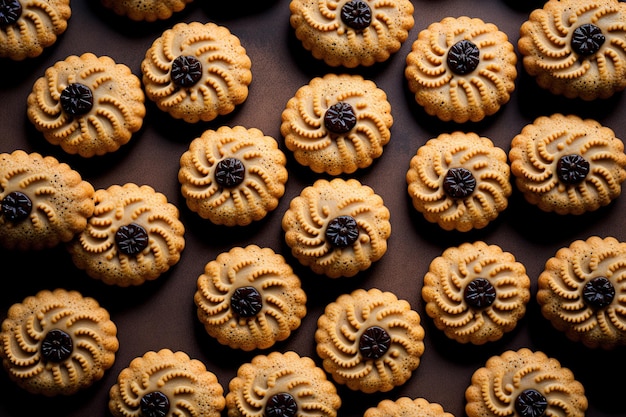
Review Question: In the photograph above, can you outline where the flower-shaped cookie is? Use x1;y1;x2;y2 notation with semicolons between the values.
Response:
101;0;193;21
365;397;454;417
178;126;288;226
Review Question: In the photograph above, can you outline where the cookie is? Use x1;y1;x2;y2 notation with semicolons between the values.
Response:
465;348;588;417
27;52;146;157
289;0;414;68
0;150;95;250
509;113;626;215
422;241;531;345
364;397;455;417
194;245;307;351
101;0;193;21
0;0;71;60
405;16;517;123
178;126;288;226
109;349;225;417
226;350;341;417
537;236;626;349
282;178;391;278
518;0;626;100
0;288;119;396
141;21;252;123
406;131;511;232
67;183;185;286
280;73;393;175
315;288;425;393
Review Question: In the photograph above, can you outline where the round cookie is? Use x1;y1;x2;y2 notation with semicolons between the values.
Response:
141;21;252;123
406;131;512;232
422;241;531;345
405;16;517;123
315;288;425;393
178;126;288;226
509;113;626;215
194;245;307;351
518;0;626;100
226;350;341;417
67;183;185;286
0;150;95;250
465;348;588;417
537;236;626;349
289;0;414;68
364;397;455;417
0;0;71;60
101;0;193;21
280;73;393;175
109;349;225;417
27;52;146;157
0;288;119;396
282;178;391;278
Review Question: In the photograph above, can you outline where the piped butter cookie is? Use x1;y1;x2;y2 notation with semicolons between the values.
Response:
101;0;194;21
365;397;455;417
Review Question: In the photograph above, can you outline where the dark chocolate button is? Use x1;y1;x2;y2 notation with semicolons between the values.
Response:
171;55;203;87
571;23;605;56
1;191;32;223
325;215;359;248
443;167;476;198
447;40;480;75
140;391;170;417
556;154;589;184
359;326;391;359
115;223;149;256
464;278;496;309
60;83;94;116
41;329;73;362
514;388;548;417
231;286;263;317
215;157;246;187
340;0;372;30
324;102;357;134
0;0;22;26
265;392;298;417
582;276;615;309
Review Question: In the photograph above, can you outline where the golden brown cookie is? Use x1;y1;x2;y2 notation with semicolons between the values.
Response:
405;16;517;123
289;0;414;68
406;131;511;232
67;183;185;286
0;288;119;396
101;0;193;21
109;349;225;417
364;397;455;417
194;245;307;351
0;150;95;250
280;73;393;175
282;178;391;278
27;53;146;157
465;348;588;417
178;126;288;226
226;350;341;417
0;0;71;60
537;236;626;349
141;21;252;123
422;241;531;345
509;114;626;215
315;288;425;393
518;0;626;100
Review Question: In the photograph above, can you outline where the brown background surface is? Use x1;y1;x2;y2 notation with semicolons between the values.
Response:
1;1;625;416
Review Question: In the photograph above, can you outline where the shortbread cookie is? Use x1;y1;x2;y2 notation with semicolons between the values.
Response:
0;0;71;60
537;236;626;349
109;349;225;417
141;21;252;123
101;0;193;21
0;289;119;396
364;397;454;417
423;241;531;345
280;73;393;175
289;0;414;68
406;131;511;232
0;150;95;250
282;178;391;278
178;126;288;226
465;348;588;417
405;16;517;123
509;114;626;214
67;183;185;286
226;351;341;417
519;0;626;100
315;288;425;393
194;245;307;351
27;53;146;157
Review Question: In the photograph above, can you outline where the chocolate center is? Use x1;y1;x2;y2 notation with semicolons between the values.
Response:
359;326;391;359
443;167;476;198
324;102;357;134
171;55;203;87
140;391;170;417
571;23;605;56
215;157;246;187
60;83;94;116
325;215;359;248
447;40;480;75
0;0;22;26
41;329;73;362
514;388;548;417
115;223;149;256
1;191;32;223
556;154;589;184
582;276;615;309
340;0;372;30
265;392;298;417
464;278;496;309
231;286;263;317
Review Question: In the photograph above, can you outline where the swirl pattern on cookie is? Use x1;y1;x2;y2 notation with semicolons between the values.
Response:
509;114;626;214
365;397;454;417
422;241;531;344
405;16;517;123
280;74;393;175
27;53;146;157
0;150;95;250
315;288;425;393
282;178;391;278
518;0;626;100
101;0;193;21
67;183;185;286
141;21;252;123
0;289;118;396
406;132;511;232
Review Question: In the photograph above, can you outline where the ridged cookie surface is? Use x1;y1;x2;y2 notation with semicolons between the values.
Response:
101;0;193;21
364;397;454;417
